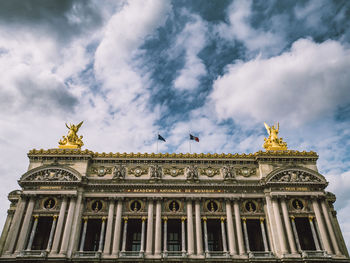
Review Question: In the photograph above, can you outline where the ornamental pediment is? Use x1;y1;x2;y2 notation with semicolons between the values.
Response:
265;167;327;185
20;166;81;183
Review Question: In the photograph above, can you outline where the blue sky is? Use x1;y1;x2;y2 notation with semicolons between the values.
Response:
0;0;350;250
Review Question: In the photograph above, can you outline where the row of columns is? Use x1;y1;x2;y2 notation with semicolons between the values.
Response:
2;195;343;258
266;196;341;256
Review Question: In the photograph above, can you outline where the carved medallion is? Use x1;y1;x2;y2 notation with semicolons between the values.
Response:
164;167;184;177
200;167;219;177
91;166;112;177
236;167;256;177
129;166;148;177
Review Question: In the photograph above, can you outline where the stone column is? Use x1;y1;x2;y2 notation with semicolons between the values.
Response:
225;201;237;255
145;200;154;255
181;216;186;256
4;197;26;253
290;216;301;252
51;196;68;254
103;199;115;254
195;200;203;255
312;199;332;254
60;196;76;254
112;200;123;256
309;216;321;251
79;217;88;252
202;217;209;255
68;192;83;256
280;199;297;254
26;215;39;250
260;218;269;252
233;200;245;255
154;200;162;256
46;215;58;251
264;195;278;253
121;217;128;253
272;198;288;254
0;211;14;255
321;200;341;255
98;217;106;252
140;217;147;253
242;218;250;253
186;201;194;255
15;197;35;252
220;217;228;253
163;217;168;253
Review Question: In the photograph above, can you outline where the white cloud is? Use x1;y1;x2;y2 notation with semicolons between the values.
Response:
210;38;350;127
173;13;207;90
215;0;285;55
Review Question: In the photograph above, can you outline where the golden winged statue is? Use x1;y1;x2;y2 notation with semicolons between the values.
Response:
263;122;287;151
58;121;84;149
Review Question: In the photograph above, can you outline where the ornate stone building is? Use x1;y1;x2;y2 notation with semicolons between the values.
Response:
0;123;348;262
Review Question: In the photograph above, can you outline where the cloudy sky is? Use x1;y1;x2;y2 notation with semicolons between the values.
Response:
0;0;350;250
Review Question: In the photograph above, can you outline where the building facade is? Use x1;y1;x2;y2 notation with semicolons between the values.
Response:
0;148;349;263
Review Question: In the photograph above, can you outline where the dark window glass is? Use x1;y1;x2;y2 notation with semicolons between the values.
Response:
31;217;53;250
167;219;181;251
295;217;316;250
82;219;102;251
207;219;223;251
246;219;264;251
126;219;142;251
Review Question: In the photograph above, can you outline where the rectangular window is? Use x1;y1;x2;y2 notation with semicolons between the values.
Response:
31;216;53;250
126;219;142;251
207;219;223;251
246;219;265;251
82;219;102;251
295;217;316;250
167;219;181;251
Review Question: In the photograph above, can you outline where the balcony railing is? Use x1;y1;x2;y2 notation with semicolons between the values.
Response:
17;250;48;258
73;251;101;258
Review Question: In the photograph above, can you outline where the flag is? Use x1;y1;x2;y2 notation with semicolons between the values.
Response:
158;134;166;142
190;134;199;142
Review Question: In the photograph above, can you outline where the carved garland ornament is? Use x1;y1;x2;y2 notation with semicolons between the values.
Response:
24;168;78;182
200;166;219;177
163;167;184;177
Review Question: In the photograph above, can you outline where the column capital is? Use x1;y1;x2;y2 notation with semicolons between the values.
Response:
308;215;314;221
202;216;207;221
33;214;39;220
181;216;187;222
123;216;128;222
290;215;295;221
102;217;107;221
53;215;58;220
220;217;226;222
241;217;247;222
259;217;265;223
162;216;168;221
141;216;147;222
83;216;88;222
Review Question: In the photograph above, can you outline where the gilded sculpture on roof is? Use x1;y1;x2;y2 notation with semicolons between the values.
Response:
263;122;287;151
58;121;84;149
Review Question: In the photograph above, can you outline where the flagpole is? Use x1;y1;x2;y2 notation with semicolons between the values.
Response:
157;133;159;153
189;131;191;153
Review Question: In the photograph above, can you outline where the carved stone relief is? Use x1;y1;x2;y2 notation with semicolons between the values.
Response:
129;166;148;177
150;165;162;180
25;168;79;182
112;164;126;179
185;165;198;180
222;166;235;180
271;170;321;183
